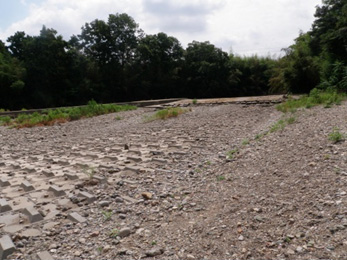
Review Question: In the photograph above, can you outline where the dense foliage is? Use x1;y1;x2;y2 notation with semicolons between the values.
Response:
0;0;345;110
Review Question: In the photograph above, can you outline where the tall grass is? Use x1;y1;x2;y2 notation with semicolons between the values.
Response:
1;100;136;128
277;88;346;113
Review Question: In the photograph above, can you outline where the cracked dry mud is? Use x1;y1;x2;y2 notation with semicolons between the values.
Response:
0;102;346;260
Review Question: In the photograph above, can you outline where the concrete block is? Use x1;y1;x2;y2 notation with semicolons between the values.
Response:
151;158;168;164
0;199;12;213
20;181;34;192
124;166;141;173
64;173;78;180
36;251;54;260
48;185;66;196
0;178;10;187
0;235;15;260
78;191;96;203
67;212;87;223
42;171;54;177
93;175;107;184
22;207;43;223
126;156;142;162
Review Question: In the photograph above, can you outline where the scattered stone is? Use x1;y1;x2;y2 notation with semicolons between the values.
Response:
145;247;164;257
141;192;153;200
118;227;132;238
90;231;100;237
98;201;111;207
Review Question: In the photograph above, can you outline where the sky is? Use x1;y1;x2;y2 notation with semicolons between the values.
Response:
0;0;320;56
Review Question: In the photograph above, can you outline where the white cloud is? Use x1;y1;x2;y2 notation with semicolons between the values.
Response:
0;0;319;56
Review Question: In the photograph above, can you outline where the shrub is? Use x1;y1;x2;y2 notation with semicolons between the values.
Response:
328;128;345;143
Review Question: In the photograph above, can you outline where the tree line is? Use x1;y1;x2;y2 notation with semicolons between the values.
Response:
0;0;345;110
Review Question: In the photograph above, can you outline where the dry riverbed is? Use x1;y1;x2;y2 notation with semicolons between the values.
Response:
0;101;346;259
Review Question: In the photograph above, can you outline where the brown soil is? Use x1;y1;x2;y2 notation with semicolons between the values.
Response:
0;101;346;260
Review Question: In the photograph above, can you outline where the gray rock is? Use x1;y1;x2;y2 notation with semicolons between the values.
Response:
98;201;111;207
118;227;131;238
145;247;164;257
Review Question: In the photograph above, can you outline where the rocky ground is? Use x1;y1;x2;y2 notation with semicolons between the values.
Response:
0;101;346;260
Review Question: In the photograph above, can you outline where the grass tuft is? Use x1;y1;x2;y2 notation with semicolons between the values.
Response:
276;88;346;113
1;100;136;128
328;128;345;143
146;107;190;121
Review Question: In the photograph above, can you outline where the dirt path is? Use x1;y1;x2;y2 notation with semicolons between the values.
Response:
0;102;346;260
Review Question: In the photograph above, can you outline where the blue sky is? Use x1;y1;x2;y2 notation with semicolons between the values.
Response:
0;0;43;28
0;0;320;56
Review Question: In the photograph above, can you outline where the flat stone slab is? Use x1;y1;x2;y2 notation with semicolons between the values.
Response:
0;235;15;260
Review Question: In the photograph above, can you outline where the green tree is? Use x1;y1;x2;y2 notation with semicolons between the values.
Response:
269;33;321;94
183;41;231;98
133;32;184;99
0;40;26;109
230;55;275;96
310;0;347;91
78;13;143;101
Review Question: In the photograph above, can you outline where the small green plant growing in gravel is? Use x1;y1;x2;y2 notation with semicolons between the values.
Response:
328;128;345;143
270;119;286;133
102;211;113;221
192;99;198;105
205;160;211;165
241;139;250;146
115;115;122;120
284;236;292;243
151;240;157;245
216;175;226;181
109;228;119;238
227;149;238;159
286;116;296;124
97;247;103;254
255;133;263;140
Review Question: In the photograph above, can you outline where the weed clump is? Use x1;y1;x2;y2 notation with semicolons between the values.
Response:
146;107;190;121
328;128;345;143
276;88;346;113
2;100;136;128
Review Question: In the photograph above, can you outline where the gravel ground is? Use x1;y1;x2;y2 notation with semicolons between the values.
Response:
0;102;346;260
